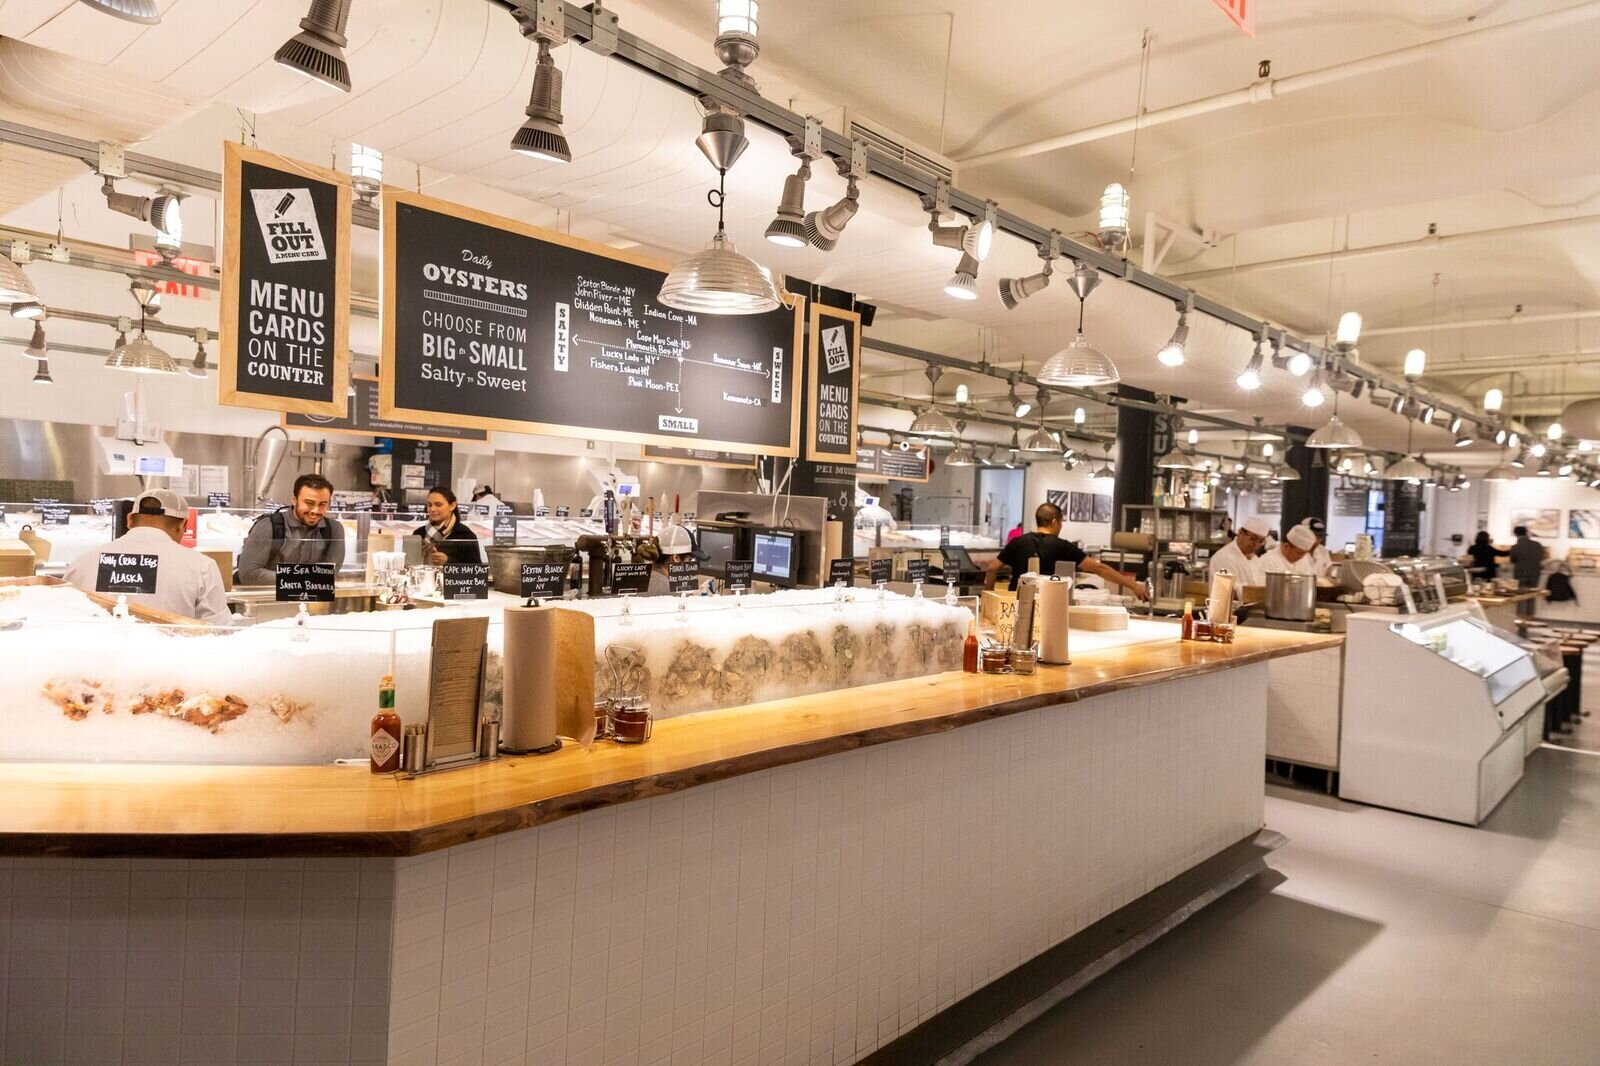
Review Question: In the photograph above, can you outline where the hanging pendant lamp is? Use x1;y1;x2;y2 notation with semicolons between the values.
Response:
1037;263;1118;387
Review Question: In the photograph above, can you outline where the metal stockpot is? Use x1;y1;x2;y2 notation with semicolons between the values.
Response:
1264;571;1317;621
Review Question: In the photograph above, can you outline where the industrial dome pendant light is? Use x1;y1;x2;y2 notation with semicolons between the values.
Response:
907;365;957;438
1037;262;1119;387
275;0;354;93
77;0;160;24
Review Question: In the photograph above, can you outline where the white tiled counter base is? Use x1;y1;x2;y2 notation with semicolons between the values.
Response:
1266;644;1344;770
0;664;1268;1065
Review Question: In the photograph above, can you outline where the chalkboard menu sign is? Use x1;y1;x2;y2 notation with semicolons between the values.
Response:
442;563;490;600
1332;488;1370;518
207;492;231;508
493;512;518;546
906;558;928;583
519;560;568;598
89;499;115;516
665;560;698;594
828;558;854;586
218;142;350;417
725;560;754;590
555;506;570;518
274;562;336;602
39;505;70;527
284;376;487;442
379;190;803;454
641;444;760;470
855;445;931;483
869;557;892;585
612;562;651;594
806;305;860;463
1382;481;1423;558
96;551;159;594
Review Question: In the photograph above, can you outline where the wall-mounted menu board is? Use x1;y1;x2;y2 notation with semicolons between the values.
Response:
218;142;350;417
283;376;487;442
856;445;930;483
640;444;759;470
806;304;860;463
379;189;803;455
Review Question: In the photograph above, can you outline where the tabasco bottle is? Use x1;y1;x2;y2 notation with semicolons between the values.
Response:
370;675;401;773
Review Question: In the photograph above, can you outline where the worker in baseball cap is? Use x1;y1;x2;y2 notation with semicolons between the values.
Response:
642;522;705;595
1296;516;1333;571
64;489;232;625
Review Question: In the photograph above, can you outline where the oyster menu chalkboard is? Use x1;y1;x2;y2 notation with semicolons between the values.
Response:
380;190;803;456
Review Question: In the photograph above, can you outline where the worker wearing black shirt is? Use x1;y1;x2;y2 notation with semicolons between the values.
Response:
984;501;1149;599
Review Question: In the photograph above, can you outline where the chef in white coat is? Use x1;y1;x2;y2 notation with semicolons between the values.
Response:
1208;515;1268;587
65;489;232;625
1297;516;1334;572
1261;522;1324;577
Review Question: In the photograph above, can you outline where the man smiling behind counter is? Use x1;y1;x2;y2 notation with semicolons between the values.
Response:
236;474;346;586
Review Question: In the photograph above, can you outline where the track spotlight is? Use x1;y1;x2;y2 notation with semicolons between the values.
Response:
1495;428;1507;445
944;253;980;301
1156;304;1190;368
801;176;859;251
275;0;353;93
765;160;810;247
1391;394;1407;415
1454;434;1474;448
102;178;182;249
1484;387;1503;412
1508;432;1520;450
511;38;571;163
32;356;52;384
78;0;160;23
1073;407;1086;425
1302;370;1327;408
1549;421;1565;441
1449;414;1463;434
10;300;43;320
999;266;1051;310
21;321;46;360
187;329;210;380
1511;452;1526;469
1420;405;1435;424
927;208;993;262
1287;349;1312;377
1532;442;1547;459
1237;337;1265;391
1009;383;1031;419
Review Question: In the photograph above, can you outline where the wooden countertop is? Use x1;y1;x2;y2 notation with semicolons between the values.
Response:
1471;590;1547;606
0;626;1340;859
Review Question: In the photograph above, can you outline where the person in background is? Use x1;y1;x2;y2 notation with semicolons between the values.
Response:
1296;516;1333;572
1208;515;1268;587
1466;530;1509;581
1509;525;1546;618
1262;523;1324;576
642;523;699;595
65;489;231;625
985;501;1149;600
1006;521;1024;544
236;473;346;586
470;484;506;513
415;486;481;566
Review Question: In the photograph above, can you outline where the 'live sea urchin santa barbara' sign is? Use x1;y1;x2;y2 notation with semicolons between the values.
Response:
378;189;802;456
217;142;351;418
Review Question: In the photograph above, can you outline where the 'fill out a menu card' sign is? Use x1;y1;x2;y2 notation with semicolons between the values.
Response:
378;190;803;455
218;142;351;417
806;304;860;463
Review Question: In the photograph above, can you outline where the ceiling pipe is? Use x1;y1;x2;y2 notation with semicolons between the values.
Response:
1168;212;1600;282
1361;307;1600;338
1410;351;1600;377
956;1;1600;168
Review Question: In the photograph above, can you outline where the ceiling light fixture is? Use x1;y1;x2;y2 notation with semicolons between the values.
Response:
187;328;210;380
944;253;980;301
101;178;182;252
1009;380;1031;419
511;37;572;163
1386;455;1431;484
1093;445;1116;480
1307;414;1362;449
31;357;53;384
800;175;859;251
77;0;160;23
1074;407;1086;425
998;234;1059;309
1037;262;1118;387
907;365;957;438
1098;182;1130;252
1287;349;1312;377
1508;432;1520;450
1484;387;1503;412
0;245;37;306
350;143;382;204
10;299;42;320
764;159;810;247
22;320;47;360
1548;421;1565;441
1024;425;1060;453
1156;295;1192;367
1420;405;1435;424
275;0;353;93
1335;311;1362;351
1187;428;1199;446
1532;442;1547;459
1403;348;1426;379
1302;368;1327;408
1449;414;1463;434
1237;331;1267;390
104;317;178;375
1511;451;1527;469
1484;455;1518;482
1454;433;1474;448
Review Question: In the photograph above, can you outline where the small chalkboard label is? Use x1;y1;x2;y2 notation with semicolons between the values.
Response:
667;560;699;594
518;560;568;599
493;512;518;546
496;504;514;516
579;507;595;519
379;502;399;513
535;506;550;518
683;511;696;522
725;560;754;591
612;561;651;595
274;562;336;602
40;505;71;527
406;503;425;517
96;551;159;594
939;526;951;547
89;498;115;517
208;492;231;508
442;563;489;600
472;504;491;517
555;505;570;518
32;497;58;509
869;557;892;585
906;558;929;582
829;558;854;586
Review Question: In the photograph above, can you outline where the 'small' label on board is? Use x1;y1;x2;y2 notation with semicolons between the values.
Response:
219;142;350;418
379;192;801;454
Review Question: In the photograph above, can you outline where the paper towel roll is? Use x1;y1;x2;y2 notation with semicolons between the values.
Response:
1206;572;1234;624
502;605;596;752
1037;576;1072;664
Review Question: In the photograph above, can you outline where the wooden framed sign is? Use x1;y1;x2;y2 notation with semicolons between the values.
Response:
283;376;488;443
379;188;803;455
640;444;759;470
806;304;861;463
218;142;351;417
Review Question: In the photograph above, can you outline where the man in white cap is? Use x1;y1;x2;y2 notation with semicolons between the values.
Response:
65;489;232;625
1208;515;1268;587
643;522;704;595
1261;522;1325;576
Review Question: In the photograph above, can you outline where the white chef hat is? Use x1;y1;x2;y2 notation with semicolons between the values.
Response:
1287;524;1317;550
1240;516;1271;538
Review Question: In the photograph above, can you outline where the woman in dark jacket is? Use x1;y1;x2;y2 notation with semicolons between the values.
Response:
415;486;482;566
1465;530;1508;580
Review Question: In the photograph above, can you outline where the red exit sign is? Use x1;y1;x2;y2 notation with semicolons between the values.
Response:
1212;0;1255;36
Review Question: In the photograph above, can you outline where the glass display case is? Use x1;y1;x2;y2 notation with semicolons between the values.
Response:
1391;617;1539;707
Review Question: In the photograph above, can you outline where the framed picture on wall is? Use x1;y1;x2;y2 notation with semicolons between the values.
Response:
1570;509;1600;539
1511;508;1562;539
1046;490;1070;512
1068;492;1094;523
1092;494;1113;524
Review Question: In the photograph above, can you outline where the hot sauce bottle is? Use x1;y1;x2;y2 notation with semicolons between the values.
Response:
963;618;980;673
370;674;402;774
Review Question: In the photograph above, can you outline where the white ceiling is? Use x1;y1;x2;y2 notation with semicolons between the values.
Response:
1;0;1597;468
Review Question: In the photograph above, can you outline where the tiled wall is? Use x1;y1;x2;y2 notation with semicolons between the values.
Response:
384;664;1267;1066
0;856;394;1064
1;665;1268;1066
1266;644;1344;769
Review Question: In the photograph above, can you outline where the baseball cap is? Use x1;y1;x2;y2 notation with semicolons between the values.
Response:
1240;516;1271;538
133;488;188;517
1303;516;1327;538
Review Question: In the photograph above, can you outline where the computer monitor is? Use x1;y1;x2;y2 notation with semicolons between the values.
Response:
697;526;739;575
752;529;799;587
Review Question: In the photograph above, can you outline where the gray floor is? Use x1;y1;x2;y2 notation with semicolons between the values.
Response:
976;746;1600;1066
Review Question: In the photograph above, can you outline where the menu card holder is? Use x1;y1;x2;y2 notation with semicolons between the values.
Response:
419;615;491;773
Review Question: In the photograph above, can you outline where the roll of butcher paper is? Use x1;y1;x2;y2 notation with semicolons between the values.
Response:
502;604;597;752
1037;575;1072;664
